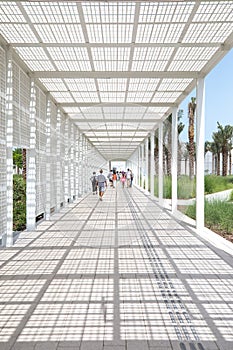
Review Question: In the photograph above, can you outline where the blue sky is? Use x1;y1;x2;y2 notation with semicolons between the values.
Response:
179;48;233;142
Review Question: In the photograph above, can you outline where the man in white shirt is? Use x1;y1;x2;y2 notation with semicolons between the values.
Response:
96;169;107;200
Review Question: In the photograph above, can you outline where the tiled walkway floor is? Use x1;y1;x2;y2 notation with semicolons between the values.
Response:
0;185;233;350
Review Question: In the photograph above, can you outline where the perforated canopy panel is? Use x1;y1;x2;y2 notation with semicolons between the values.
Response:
0;0;233;160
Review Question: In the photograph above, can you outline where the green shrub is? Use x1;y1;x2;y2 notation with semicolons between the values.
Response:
184;202;196;220
13;175;26;231
229;190;233;202
178;175;195;199
205;175;233;193
154;175;195;199
185;199;233;234
163;176;171;198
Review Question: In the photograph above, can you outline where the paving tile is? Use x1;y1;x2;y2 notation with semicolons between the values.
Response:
215;342;233;350
10;343;35;350
34;343;58;350
79;341;103;350
58;341;81;348
0;345;11;350
103;341;126;347
0;187;233;350
126;340;149;350
148;340;172;349
200;341;220;350
103;347;125;350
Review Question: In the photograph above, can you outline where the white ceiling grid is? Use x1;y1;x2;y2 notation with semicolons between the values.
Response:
0;1;233;160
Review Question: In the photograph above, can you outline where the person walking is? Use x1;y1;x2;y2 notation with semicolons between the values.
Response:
121;171;126;188
90;171;97;195
112;171;117;188
97;169;107;200
126;168;131;188
130;171;134;187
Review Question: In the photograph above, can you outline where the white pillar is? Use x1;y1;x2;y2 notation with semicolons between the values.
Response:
159;122;163;206
172;107;178;213
73;126;77;200
137;147;140;186
75;129;80;198
45;97;51;220
56;109;61;211
26;79;37;230
196;78;205;231
150;131;155;197
79;133;83;196
145;138;149;191
70;124;75;201
6;49;13;247
140;144;144;188
64;117;69;204
82;136;86;193
85;138;88;192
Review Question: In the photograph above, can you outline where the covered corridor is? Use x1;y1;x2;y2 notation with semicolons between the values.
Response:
0;1;233;349
0;184;233;350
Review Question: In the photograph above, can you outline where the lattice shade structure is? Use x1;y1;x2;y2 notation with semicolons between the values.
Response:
0;1;233;243
1;0;233;160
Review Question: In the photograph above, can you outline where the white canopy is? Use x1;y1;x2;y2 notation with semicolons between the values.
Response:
1;0;233;160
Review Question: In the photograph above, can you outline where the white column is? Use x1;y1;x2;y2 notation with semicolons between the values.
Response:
56;109;61;211
137;148;140;186
85;138;88;192
6;49;13;247
70;124;74;201
150;131;155;197
75;129;80;198
159;122;163;206
196;78;205;231
73;126;77;200
45;97;51;220
172;107;178;213
145;138;149;191
82;136;86;193
67;119;72;202
140;144;144;188
79;133;83;196
26;79;37;230
64;116;69;204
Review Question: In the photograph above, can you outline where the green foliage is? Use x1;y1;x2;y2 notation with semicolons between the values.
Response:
13;148;23;170
163;176;172;198
229;190;233;202
154;175;195;199
205;175;233;193
184;202;196;220
185;199;233;234
13;175;26;232
177;175;195;199
154;175;233;199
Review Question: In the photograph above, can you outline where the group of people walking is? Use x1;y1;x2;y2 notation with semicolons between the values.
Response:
90;168;134;200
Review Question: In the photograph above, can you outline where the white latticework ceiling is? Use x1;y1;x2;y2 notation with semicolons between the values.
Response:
1;0;233;160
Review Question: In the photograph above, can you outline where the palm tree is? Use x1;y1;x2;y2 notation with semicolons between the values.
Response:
212;132;222;175
183;146;189;175
163;110;185;176
215;122;233;176
164;114;172;175
177;110;185;176
188;97;196;179
228;140;233;175
205;141;211;155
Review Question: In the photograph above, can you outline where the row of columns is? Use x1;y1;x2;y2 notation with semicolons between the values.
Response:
128;78;205;232
5;56;105;246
